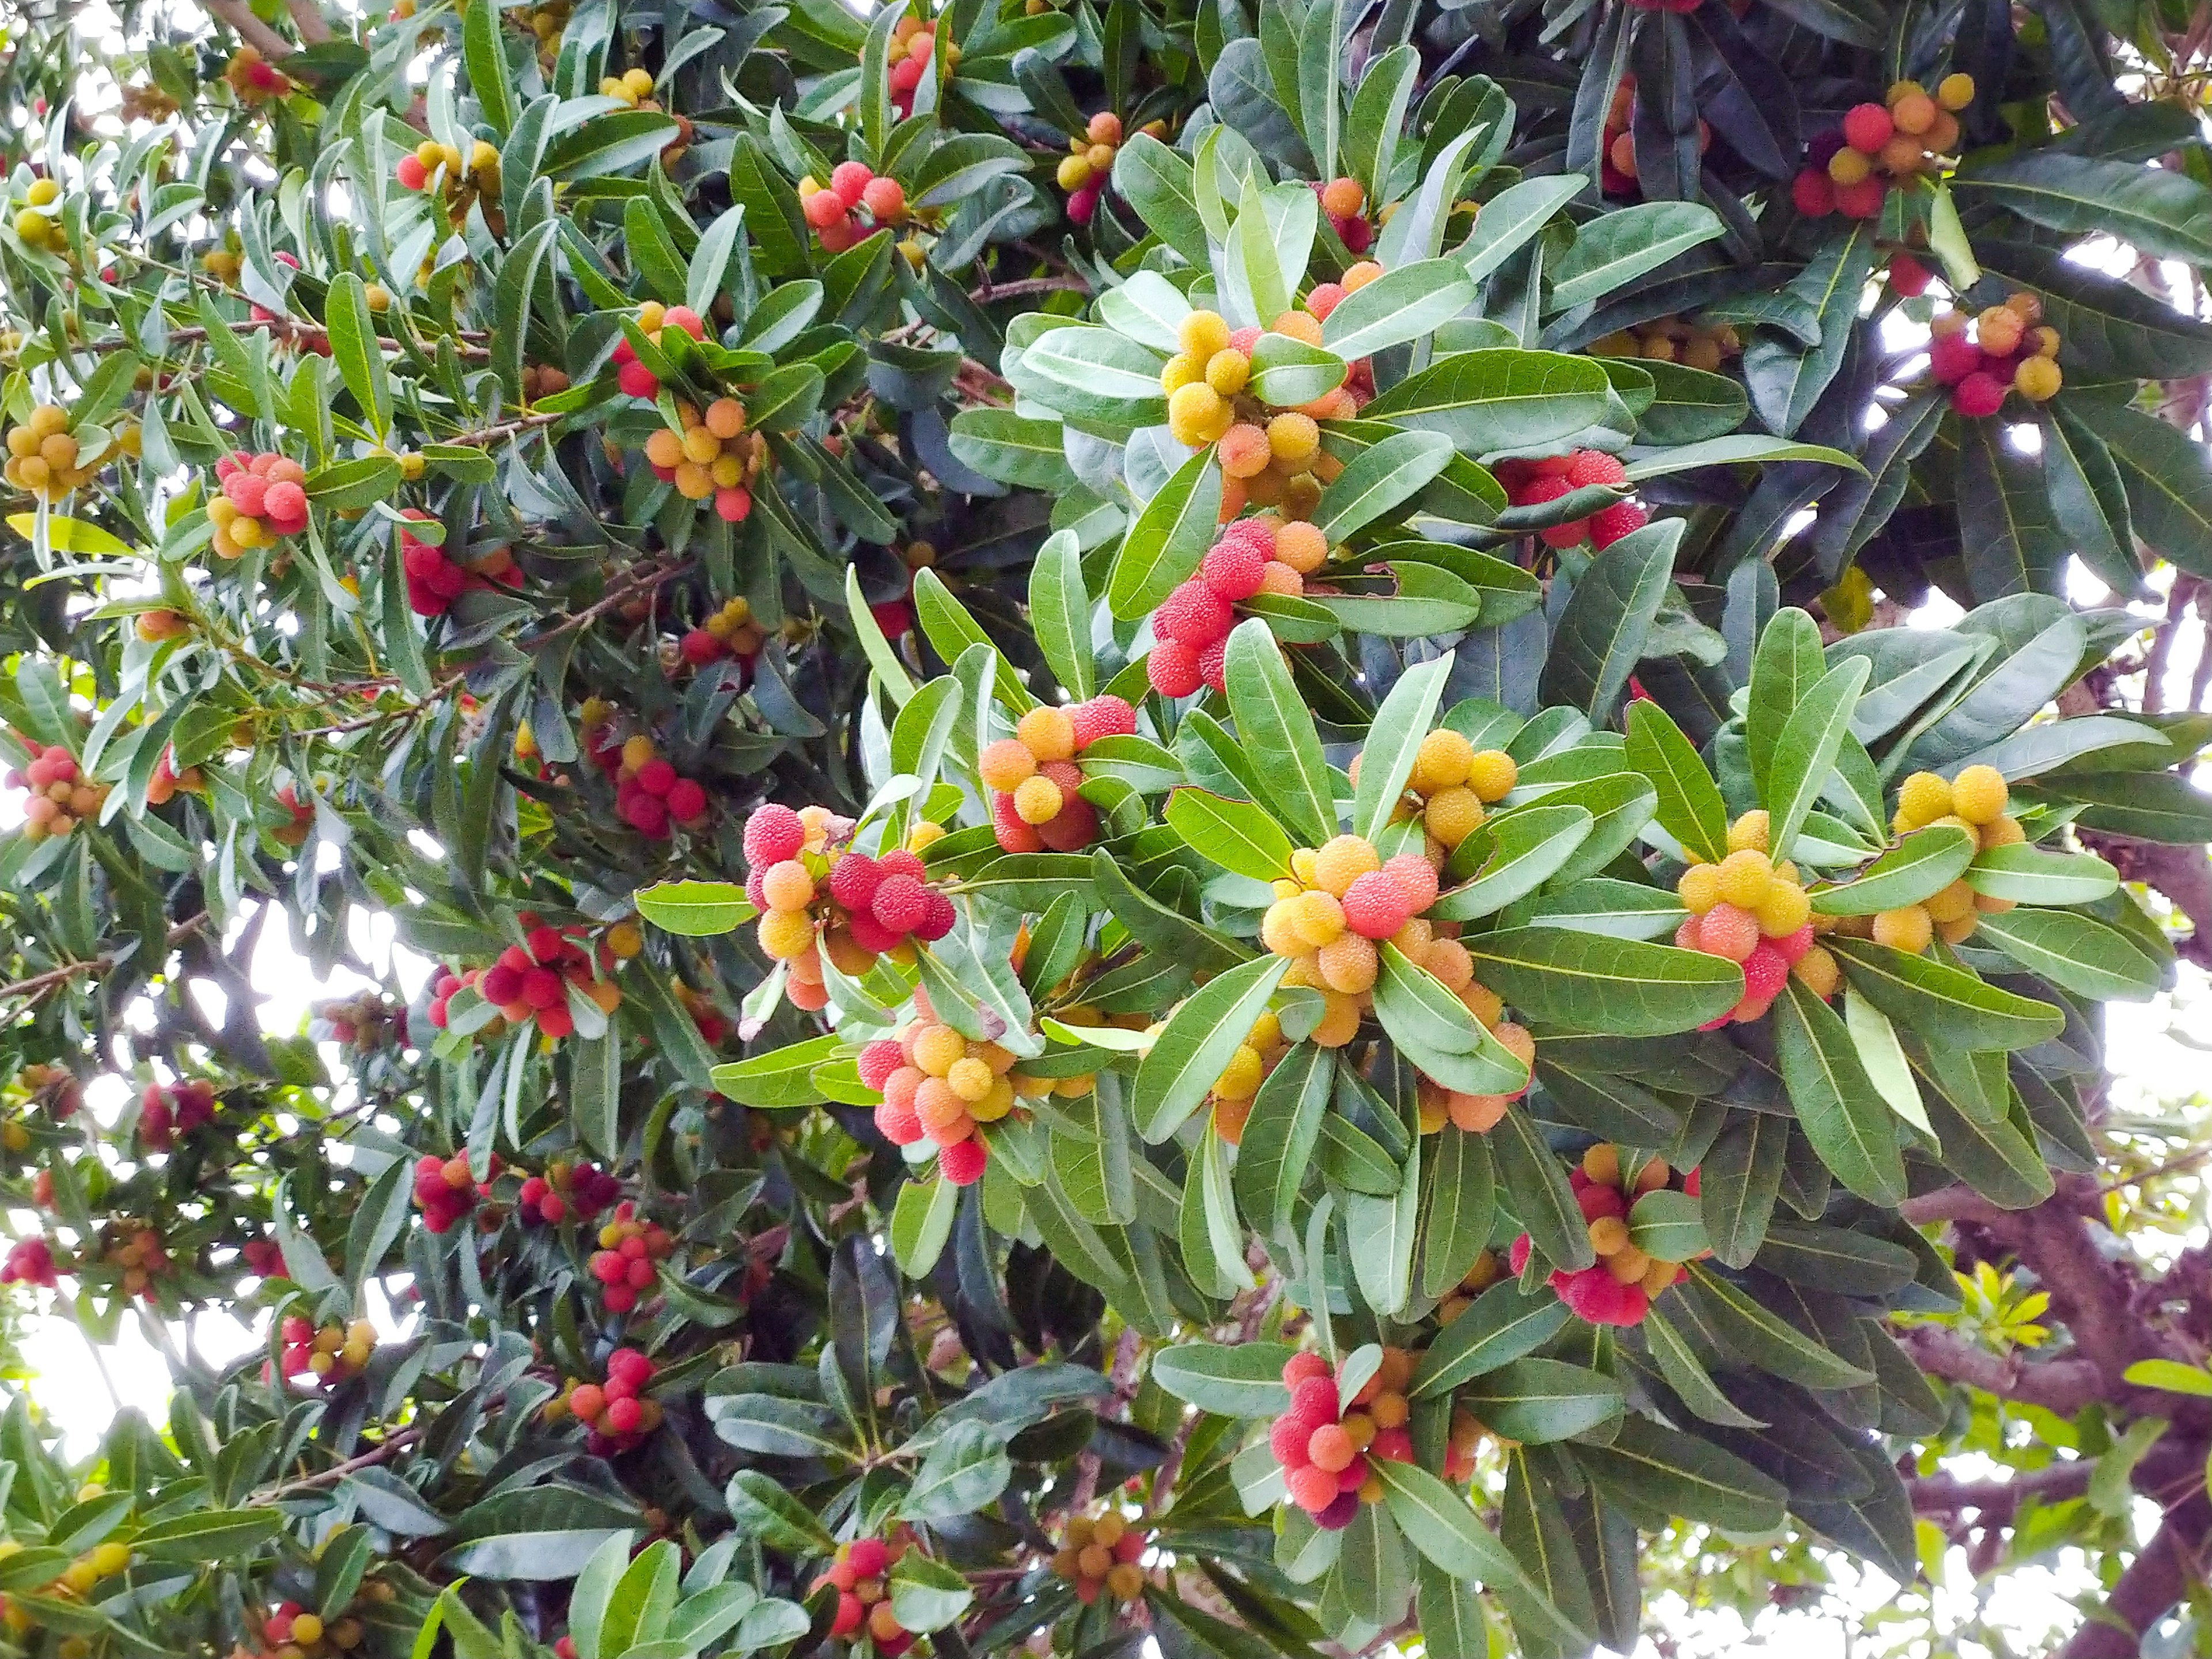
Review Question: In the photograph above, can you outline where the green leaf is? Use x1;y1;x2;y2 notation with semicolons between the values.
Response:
1491;1102;1596;1271
1111;449;1221;619
324;274;392;439
1809;827;1977;915
1410;1283;1572;1398
1029;529;1093;700
1460;1358;1624;1442
1373;1461;1584;1646
1965;843;2119;905
1699;1112;1787;1269
2089;1416;2169;1518
1247;332;1347;407
914;569;1034;711
462;0;517;132
132;1506;283;1562
1314;429;1455;544
1132;953;1291;1142
1957;415;2067;600
1375;944;1531;1094
1642;1308;1766;1429
1627;1189;1706;1263
1455;175;1585;286
1022;326;1169;426
1548;201;1725;313
903;1419;1013;1518
1464;927;1742;1036
1682;1262;1875;1389
1625;700;1727;863
1321;261;1478;360
1352;653;1454;845
1151;1342;1296;1416
1421;1126;1496;1298
725;1471;836;1554
634;880;752;935
946;410;1076;490
1954;151;2212;269
2123;1359;2212;1397
889;1175;957;1278
1430;805;1594;922
1539;518;1684;718
1618;433;1865;482
1362;350;1612;456
1828;938;2066;1050
1763;656;1869;860
1972;907;2166;1002
1772;981;1906;1207
888;1552;973;1633
1165;788;1294;881
1223;618;1336;846
1236;1041;1331;1238
1576;1417;1786;1533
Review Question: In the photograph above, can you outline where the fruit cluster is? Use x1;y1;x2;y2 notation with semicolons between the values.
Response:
885;14;941;119
598;66;657;105
412;1153;499;1233
9;177;62;252
146;745;204;806
1442;1406;1491;1483
6;741;107;841
679;596;768;671
612;301;710;400
520;363;571;402
1790;74;1974;221
596;71;692;160
1825;765;2021;950
1050;1510;1147;1604
642;397;761;521
224;46;291;103
260;1599;372;1659
309;991;404;1048
582;724;711;839
816;1537;913;1650
1412;1004;1533;1135
16;1064;81;1119
208;450;310;558
1161;302;1369;505
587;1202;675;1313
240;1237;286;1279
393;138;499;213
1056;113;1124;225
1927;293;2062;416
1509;1143;1702;1327
1673;815;1831;1022
1494;452;1649;552
1310;176;1373;253
1434;1248;1503;1327
1202;1008;1285;1144
744;803;957;990
1267;1348;1416;1529
279;1316;377;1385
800;162;909;254
138;1078;215;1151
99;1222;173;1298
978;697;1135;851
428;925;623;1044
519;1161;622;1226
1589;313;1741;372
553;1347;662;1453
0;1238;57;1287
860;992;1018;1187
1261;835;1446;1047
274;782;316;847
1144;517;1327;697
1362;725;1517;854
1599;80;1710;197
399;509;520;616
119;81;178;121
50;1540;132;1600
6;403;122;501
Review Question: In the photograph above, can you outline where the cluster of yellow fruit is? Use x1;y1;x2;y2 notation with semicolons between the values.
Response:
11;176;63;252
1260;832;1469;1052
1675;813;1834;1024
119;81;178;121
393;137;501;233
280;1315;377;1385
15;1535;130;1610
1365;726;1518;854
1195;1008;1287;1144
1050;1510;1148;1605
1435;1248;1504;1326
513;0;573;56
5;403;134;502
1161;304;1370;519
200;243;245;283
1589;314;1741;371
1834;764;2020;950
597;67;694;162
641;397;761;522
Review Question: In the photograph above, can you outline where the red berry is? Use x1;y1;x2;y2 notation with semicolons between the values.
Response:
940;1138;987;1185
870;874;928;934
1835;177;1888;219
745;804;805;868
1282;1351;1332;1387
1197;637;1229;694
859;1039;905;1092
1510;474;1570;510
1589;501;1649;548
1289;1374;1340;1422
831;161;874;208
1340;870;1411;940
992;790;1046;851
1565;450;1627;488
876;1101;925;1145
1742;941;1789;1001
1929;333;1981;384
665;779;707;823
1154;581;1233;646
1200;537;1267;602
1888;251;1933;297
1067;694;1136;749
1842;103;1895;154
1774;923;1815;965
847;1539;891;1578
1791;168;1835;217
1147;639;1203;698
1952;372;2006;418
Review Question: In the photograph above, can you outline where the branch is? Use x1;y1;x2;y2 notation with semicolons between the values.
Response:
251;1426;424;1502
1907;1460;2094;1521
2078;830;2212;972
1893;1327;2107;1417
200;0;299;61
0;912;212;1011
2061;1491;2212;1659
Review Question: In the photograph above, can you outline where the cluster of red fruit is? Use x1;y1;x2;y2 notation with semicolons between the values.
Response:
207;450;310;558
858;987;1017;1186
241;1237;285;1279
259;1597;375;1659
1508;1143;1703;1327
412;1152;499;1232
1050;1510;1147;1604
976;696;1135;851
1267;1349;1416;1529
0;1237;57;1287
1145;517;1328;698
745;803;957;991
1055;112;1125;225
426;924;623;1044
519;1162;622;1226
1311;177;1372;252
138;1078;215;1151
584;725;712;839
612;301;710;399
800;162;908;254
816;1537;914;1650
1927;292;2063;416
679;597;768;672
1495;452;1649;551
586;1202;675;1313
885;14;940;119
1262;833;1446;1047
100;1222;173;1298
224;46;291;102
279;1316;376;1385
552;1347;661;1453
399;509;520;616
1672;815;1837;1024
1599;80;1710;196
6;741;106;841
1790;75;1974;221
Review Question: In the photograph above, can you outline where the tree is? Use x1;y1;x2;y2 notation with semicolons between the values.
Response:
0;0;2209;1653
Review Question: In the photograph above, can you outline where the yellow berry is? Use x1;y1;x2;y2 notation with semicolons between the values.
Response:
1896;771;1953;830
1755;881;1810;938
1410;729;1474;794
1311;834;1380;897
1017;704;1077;762
1213;1044;1263;1100
1014;775;1064;825
1159;351;1205;394
1425;787;1483;847
757;908;816;960
1715;849;1773;910
1167;383;1228;446
1179;310;1230;359
1871;906;1934;953
1205;349;1249;396
1950;764;2009;825
1676;864;1721;915
1937;72;1975;109
1465;749;1517;803
1726;811;1770;854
